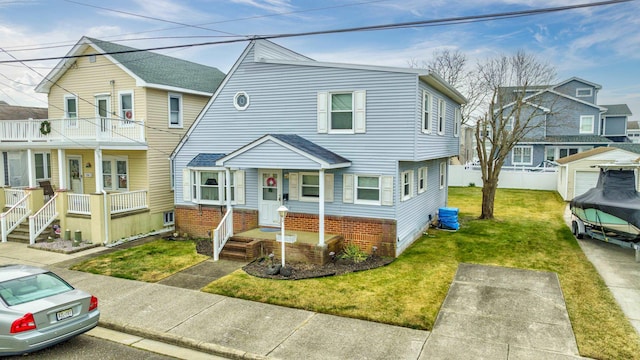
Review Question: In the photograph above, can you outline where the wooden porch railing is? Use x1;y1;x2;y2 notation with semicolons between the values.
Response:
67;193;91;215
110;190;147;214
1;192;31;242
213;208;233;261
29;193;58;244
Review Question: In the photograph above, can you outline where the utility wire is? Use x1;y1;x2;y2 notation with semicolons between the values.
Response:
0;0;632;65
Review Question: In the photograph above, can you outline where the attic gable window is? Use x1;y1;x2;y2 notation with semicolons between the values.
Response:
576;88;592;97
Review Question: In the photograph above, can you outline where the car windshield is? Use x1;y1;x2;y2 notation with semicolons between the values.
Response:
0;272;73;306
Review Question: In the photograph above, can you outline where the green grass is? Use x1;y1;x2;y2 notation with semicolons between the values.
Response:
71;239;207;282
202;188;640;359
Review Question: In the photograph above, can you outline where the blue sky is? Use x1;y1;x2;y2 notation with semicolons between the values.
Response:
0;0;638;121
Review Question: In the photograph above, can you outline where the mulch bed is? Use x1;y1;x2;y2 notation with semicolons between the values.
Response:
243;256;394;280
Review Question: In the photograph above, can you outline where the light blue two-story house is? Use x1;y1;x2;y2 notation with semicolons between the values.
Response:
170;40;465;261
499;77;632;167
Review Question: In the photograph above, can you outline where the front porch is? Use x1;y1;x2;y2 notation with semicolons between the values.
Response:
220;228;344;265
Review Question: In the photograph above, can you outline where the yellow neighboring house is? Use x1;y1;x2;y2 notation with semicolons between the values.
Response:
0;36;224;245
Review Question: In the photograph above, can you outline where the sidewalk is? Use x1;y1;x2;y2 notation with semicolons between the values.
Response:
0;241;587;359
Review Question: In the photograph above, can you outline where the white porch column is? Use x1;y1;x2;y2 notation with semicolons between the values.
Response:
318;168;325;246
27;148;35;188
225;168;232;209
57;149;66;189
94;148;103;193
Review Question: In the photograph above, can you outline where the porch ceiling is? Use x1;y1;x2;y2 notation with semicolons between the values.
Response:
216;134;351;170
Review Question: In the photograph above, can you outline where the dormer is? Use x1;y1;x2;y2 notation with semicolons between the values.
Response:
552;77;602;104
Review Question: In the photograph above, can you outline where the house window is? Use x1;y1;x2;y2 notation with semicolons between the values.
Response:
64;95;78;128
330;93;353;132
576;88;592;97
190;170;238;205
512;146;533;165
163;211;174;226
34;153;51;180
301;173;320;200
454;107;460;137
504;116;514;132
422;91;432;133
119;92;134;127
580;115;594;134
401;170;414;201
234;92;249;110
545;147;555;161
439;162;446;189
437;98;446;135
418;167;427;194
169;93;183;128
355;175;380;205
102;157;128;191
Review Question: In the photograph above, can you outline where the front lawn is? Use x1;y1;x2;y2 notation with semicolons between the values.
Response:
71;239;207;282
203;187;640;359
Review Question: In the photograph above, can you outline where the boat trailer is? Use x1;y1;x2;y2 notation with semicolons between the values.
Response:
572;215;640;262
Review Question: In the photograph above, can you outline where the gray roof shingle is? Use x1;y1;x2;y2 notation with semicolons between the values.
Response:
0;102;47;120
271;134;350;165
86;37;225;94
187;153;226;167
602;104;632;116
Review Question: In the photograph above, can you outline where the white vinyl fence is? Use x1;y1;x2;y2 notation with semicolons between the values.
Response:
449;165;557;191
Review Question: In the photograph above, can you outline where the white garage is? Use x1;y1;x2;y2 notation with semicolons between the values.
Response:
556;147;639;201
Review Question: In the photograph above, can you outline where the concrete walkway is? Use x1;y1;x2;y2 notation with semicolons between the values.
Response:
0;241;588;359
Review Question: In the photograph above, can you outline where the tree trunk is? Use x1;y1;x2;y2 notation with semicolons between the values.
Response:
480;178;498;219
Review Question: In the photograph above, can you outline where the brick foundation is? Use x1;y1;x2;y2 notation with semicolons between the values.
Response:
175;205;257;238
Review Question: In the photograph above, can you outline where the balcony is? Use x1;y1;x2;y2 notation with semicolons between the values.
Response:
0;118;146;147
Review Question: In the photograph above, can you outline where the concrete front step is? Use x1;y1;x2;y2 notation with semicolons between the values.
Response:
6;220;59;244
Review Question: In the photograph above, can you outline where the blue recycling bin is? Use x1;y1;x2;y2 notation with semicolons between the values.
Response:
438;207;459;231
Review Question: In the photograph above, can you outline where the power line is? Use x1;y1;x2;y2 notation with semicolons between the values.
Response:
0;0;632;65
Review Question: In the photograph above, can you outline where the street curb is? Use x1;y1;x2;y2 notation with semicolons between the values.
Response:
99;319;270;360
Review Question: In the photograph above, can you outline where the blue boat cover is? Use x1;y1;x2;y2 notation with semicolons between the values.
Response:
438;207;460;231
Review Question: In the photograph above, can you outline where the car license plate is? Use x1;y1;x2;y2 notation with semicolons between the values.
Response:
56;308;73;321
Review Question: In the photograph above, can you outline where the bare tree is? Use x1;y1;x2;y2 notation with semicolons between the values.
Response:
474;50;557;219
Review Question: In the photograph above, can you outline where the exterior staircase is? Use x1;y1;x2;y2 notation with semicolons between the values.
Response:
219;236;258;261
6;219;59;244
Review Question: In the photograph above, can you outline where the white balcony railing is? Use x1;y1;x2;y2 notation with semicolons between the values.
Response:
67;193;91;215
0;118;145;144
110;190;148;214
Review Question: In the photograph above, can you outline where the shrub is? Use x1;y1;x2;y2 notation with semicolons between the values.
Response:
339;243;368;263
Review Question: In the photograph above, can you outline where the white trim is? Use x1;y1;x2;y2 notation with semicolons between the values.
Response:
168;93;183;128
553;77;602;90
354;174;381;206
63;94;78;127
575;88;593;98
299;172;321;202
118;90;135;127
418;167;427;194
401;170;414;201
328;91;355;134
234;91;250;111
454;107;460;137
102;155;129;192
579;115;595;134
437;98;446;135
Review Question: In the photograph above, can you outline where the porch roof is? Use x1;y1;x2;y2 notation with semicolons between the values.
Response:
216;134;351;170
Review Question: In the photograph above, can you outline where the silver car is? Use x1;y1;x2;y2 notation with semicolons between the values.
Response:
0;264;100;356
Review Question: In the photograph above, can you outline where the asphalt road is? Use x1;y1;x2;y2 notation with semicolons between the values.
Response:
3;333;177;359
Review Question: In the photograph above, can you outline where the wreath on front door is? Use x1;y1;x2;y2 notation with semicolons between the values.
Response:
39;120;52;135
266;177;277;187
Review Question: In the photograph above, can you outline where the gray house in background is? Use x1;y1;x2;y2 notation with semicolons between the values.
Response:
499;77;632;167
170;39;466;258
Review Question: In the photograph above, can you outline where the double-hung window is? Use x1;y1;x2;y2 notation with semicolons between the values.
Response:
579;115;594;134
439;162;446;189
418;167;427;194
301;173;320;200
504;116;514;132
401;170;414;201
454;107;460;137
512;146;533;165
437;98;446;135
102;156;128;191
330;93;353;132
64;95;78;128
422;91;432;133
355;175;380;205
34;153;51;180
119;92;134;127
169;93;183;128
317;91;366;134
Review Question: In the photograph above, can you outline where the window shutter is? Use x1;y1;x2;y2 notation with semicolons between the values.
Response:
343;174;353;203
354;90;366;133
324;173;334;202
182;168;191;202
317;92;328;133
381;175;393;206
234;170;245;205
288;173;299;201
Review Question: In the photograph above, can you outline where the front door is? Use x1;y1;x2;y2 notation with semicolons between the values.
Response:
258;169;282;227
68;156;83;193
96;95;111;139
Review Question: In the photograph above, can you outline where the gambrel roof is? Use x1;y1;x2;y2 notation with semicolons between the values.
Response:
35;37;225;96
